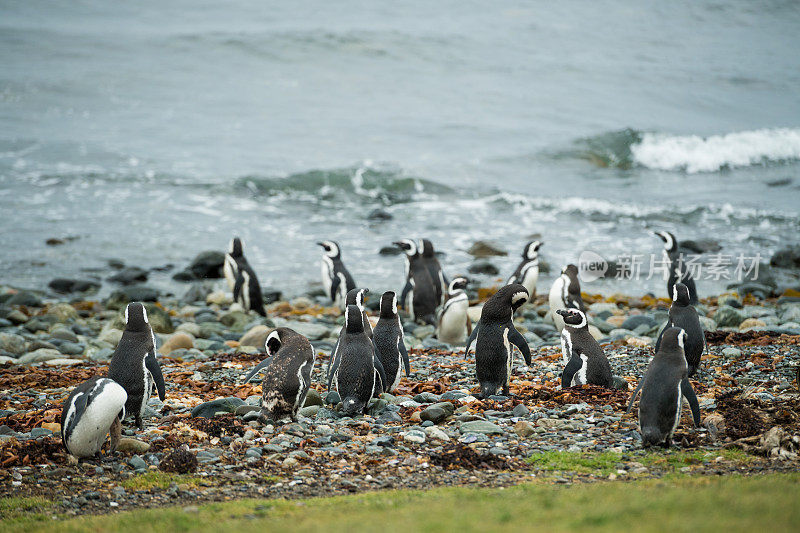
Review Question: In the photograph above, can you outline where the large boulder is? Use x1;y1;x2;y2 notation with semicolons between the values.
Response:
239;325;270;349
174;251;225;281
770;246;800;270
467;241;507;258
48;278;100;294
714;305;745;328
107;267;148;285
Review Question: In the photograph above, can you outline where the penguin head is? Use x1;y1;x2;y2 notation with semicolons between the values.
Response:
654;230;677;252
124;302;149;332
482;284;529;321
419;238;435;258
393;239;418;257
448;277;469;294
673;283;691;305
344;304;365;334
657;327;688;360
380;291;398;318
562;264;579;282
524;240;543;260
228;237;244;257
346;288;369;311
265;329;282;356
556;308;587;328
317;240;341;258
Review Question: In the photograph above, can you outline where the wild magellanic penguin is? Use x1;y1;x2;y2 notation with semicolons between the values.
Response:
326;288;372;383
394;238;438;325
556;308;614;388
626;327;701;447
418;238;448;306
328;305;388;415
465;284;531;398
549;264;586;332
317;240;356;310
61;377;127;459
223;237;266;317
654;230;698;304
373;291;410;392
436;277;472;345
107;303;166;430
507;240;543;300
242;328;315;422
655;282;705;377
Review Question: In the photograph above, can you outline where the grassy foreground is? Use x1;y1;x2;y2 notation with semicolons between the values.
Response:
2;474;798;532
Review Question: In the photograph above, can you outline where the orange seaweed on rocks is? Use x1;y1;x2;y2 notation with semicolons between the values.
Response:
1;436;66;467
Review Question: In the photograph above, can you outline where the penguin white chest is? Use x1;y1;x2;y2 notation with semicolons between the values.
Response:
223;255;237;291
520;263;539;296
321;258;333;294
438;298;468;343
549;277;567;330
560;330;572;365
503;328;512;385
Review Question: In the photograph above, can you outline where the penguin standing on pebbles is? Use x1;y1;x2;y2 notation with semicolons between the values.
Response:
242;328;315;422
557;308;614;388
626;327;701;447
436;277;472;345
61;377;127;459
507;240;543;299
328;305;388;415
419;239;448;306
654;231;698;304
655;283;705;376
373;291;410;392
317;241;356;310
395;239;438;325
549;264;585;332
465;284;531;398
224;237;267;317
326;288;372;382
107;303;166;430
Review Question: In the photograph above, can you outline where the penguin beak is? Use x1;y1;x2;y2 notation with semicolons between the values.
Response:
316;242;325;248
556;309;568;317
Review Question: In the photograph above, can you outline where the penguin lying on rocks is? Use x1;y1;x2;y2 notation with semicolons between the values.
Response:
61;377;127;459
626;327;701;447
465;284;531;398
107;303;166;430
242;327;315;422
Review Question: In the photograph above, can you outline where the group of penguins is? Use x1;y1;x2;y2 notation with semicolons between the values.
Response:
60;230;705;461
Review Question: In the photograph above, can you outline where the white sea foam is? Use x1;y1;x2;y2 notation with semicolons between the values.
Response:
631;128;800;173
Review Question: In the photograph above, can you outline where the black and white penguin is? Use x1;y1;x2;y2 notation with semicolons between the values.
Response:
326;288;372;382
557;308;614;388
436;277;472;345
549;264;586;332
61;377;127;459
224;237;266;317
317;240;357;310
655;283;705;377
507;240;543;300
626;327;701;447
328;305;387;416
242;327;315;421
418;238;448;306
394;238;438;325
465;284;531;397
107;303;166;429
373;291;410;392
654;231;698;304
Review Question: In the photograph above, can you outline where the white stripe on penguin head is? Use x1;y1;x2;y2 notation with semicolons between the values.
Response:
512;291;528;306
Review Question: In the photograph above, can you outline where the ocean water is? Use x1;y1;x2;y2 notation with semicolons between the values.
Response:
1;1;799;299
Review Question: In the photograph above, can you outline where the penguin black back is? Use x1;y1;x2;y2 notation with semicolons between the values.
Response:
419;238;447;305
373;291;410;392
318;240;357;309
654;283;705;376
654;231;699;304
395;238;438;325
557;308;613;388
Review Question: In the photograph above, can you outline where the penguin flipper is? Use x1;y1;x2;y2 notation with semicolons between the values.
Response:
655;321;670;352
681;378;701;427
464;323;479;357
561;355;582;389
326;337;341;382
243;358;273;384
63;390;90;450
145;352;166;401
372;340;388;392
625;379;645;415
399;280;412;311
232;272;244;303
398;337;410;376
329;276;341;302
327;353;341;392
507;326;531;365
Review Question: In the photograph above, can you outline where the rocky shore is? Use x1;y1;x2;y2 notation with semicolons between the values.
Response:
0;279;799;517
